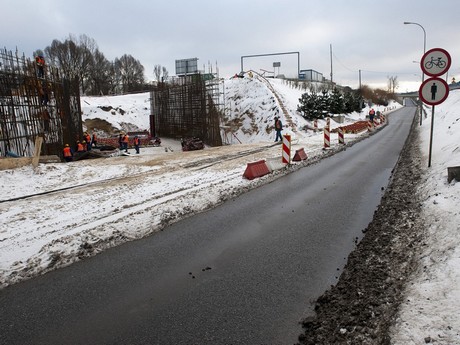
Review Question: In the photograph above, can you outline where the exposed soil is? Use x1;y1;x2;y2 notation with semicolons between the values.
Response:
297;117;425;344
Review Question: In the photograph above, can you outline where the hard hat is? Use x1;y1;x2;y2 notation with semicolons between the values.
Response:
65;144;69;147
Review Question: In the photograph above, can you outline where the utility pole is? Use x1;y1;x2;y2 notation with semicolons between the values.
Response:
359;70;362;89
330;44;333;84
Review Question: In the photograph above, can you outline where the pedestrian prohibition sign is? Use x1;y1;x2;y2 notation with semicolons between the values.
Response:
419;77;449;106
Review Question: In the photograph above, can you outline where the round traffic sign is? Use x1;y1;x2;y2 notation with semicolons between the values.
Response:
419;77;449;106
421;48;451;77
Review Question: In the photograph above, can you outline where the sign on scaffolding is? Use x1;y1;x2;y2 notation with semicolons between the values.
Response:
175;58;199;76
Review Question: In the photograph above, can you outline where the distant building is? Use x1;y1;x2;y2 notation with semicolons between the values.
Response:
299;69;323;82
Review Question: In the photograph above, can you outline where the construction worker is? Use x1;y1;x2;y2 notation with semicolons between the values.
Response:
274;116;283;142
84;132;92;151
35;55;45;78
91;132;98;148
76;141;85;153
118;134;123;149
133;135;140;154
62;144;73;162
122;133;129;152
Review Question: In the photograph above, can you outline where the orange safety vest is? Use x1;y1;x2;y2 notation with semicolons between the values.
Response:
134;137;139;145
123;135;129;143
85;134;91;142
35;56;45;66
77;143;85;152
63;147;72;157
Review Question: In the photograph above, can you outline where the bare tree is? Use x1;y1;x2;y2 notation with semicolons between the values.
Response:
44;34;97;93
387;75;399;94
153;64;169;83
87;49;115;95
114;54;145;93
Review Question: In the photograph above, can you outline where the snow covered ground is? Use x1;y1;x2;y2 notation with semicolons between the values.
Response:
1;76;459;343
390;93;460;344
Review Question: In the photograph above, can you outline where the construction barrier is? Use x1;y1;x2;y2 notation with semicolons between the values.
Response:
338;127;345;145
368;120;373;132
243;160;271;180
373;117;379;127
282;134;291;164
314;119;318;131
336;121;368;134
324;118;330;148
293;148;308;161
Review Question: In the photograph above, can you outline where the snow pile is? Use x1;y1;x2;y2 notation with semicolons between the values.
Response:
81;92;151;133
390;92;460;344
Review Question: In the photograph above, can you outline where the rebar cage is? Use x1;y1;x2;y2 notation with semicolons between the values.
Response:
150;74;223;147
0;48;81;158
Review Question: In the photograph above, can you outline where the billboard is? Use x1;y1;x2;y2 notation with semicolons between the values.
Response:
175;58;199;76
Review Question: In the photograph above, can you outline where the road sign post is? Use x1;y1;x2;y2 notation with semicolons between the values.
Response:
418;48;451;167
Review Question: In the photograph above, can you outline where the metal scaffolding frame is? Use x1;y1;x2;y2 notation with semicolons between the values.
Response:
150;73;223;147
0;48;81;158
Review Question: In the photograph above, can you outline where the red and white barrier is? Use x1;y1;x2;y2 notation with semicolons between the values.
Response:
324;118;330;148
373;117;379;127
314;119;318;131
282;134;291;164
368;120;373;132
338;127;345;145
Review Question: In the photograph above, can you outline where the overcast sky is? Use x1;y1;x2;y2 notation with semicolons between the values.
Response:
3;0;459;91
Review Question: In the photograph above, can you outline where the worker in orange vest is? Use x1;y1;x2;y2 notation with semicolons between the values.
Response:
84;132;92;151
76;141;85;153
35;55;45;78
63;144;73;162
133;135;140;154
122;133;129;152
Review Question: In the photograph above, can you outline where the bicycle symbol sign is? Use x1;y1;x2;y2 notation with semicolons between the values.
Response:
421;48;451;76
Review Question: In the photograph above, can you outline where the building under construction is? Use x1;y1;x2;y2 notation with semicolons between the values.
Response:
0;48;81;159
150;61;223;147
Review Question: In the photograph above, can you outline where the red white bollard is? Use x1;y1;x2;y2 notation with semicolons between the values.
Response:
324;118;330;148
282;134;291;164
373;117;379;127
338;127;345;145
367;120;373;132
314;119;318;131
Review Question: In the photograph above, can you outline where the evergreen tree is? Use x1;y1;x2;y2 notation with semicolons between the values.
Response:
329;88;344;114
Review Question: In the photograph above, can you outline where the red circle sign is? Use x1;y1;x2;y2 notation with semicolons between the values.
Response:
419;77;449;106
421;48;451;77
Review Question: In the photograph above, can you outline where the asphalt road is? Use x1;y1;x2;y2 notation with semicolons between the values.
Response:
0;107;416;345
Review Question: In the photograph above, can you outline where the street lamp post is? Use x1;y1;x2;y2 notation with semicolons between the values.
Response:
404;21;426;125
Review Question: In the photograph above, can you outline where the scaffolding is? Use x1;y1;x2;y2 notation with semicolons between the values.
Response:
150;73;223;147
0;48;81;158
